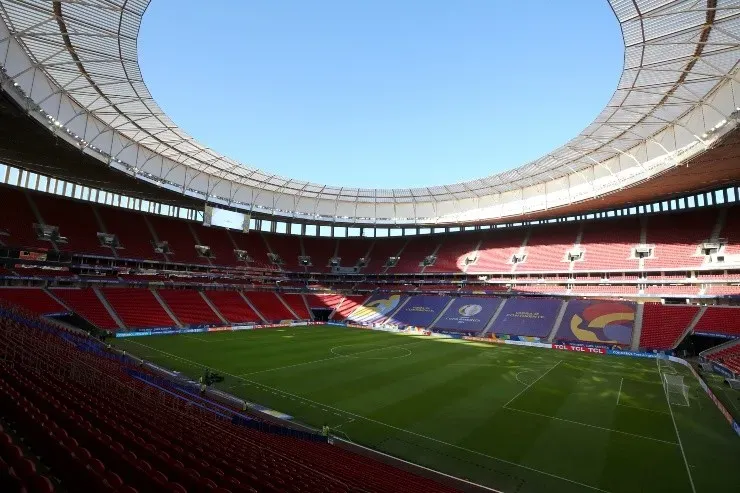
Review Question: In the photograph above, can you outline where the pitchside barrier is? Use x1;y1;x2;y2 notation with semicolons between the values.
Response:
113;320;323;337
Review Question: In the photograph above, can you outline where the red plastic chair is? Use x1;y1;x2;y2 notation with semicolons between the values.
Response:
26;475;55;493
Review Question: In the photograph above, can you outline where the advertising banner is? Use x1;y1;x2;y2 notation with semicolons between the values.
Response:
608;349;657;359
711;362;734;379
462;336;505;344
553;344;606;354
346;294;406;324
434;296;502;333
693;332;738;340
489;298;562;338
115;328;207;338
387;295;450;327
554;300;635;346
502;339;553;349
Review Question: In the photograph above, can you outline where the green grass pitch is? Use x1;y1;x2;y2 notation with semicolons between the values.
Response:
113;325;740;493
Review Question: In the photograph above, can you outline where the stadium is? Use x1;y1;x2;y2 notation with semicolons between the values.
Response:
0;0;739;492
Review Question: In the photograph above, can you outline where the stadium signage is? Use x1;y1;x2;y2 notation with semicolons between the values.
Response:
711;362;734;379
607;349;657;358
462;336;505;344
115;327;207;338
553;344;606;354
693;331;738;340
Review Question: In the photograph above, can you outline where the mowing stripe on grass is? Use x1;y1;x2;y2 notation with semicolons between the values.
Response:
501;406;677;445
239;339;426;376
126;339;611;493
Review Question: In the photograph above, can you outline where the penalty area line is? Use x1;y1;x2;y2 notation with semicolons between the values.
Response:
502;406;678;446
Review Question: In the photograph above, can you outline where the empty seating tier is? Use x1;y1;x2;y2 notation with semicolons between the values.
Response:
0;187;50;250
390;237;439;274
203;291;261;324
0;305;457;493
302;237;337;272
576;218;640;271
280;294;311;319
191;225;240;266
694;307;740;337
639;303;699;349
147;215;203;265
424;233;479;273
244;292;294;321
517;223;579;272
33;194;108;255
103;288;175;329
336;239;372;269
466;229;525;274
96;207;160;260
52;288;119;330
0;288;65;315
706;344;740;374
644;210;716;269
158;290;221;325
364;238;406;274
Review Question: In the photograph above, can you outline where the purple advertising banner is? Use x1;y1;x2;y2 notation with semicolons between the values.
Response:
388;296;451;327
554;299;635;346
489;298;562;337
347;294;406;324
434;297;503;333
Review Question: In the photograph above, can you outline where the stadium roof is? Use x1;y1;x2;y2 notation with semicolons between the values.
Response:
0;0;738;225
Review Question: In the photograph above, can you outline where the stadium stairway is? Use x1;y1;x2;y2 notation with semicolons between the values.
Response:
199;291;229;324
239;292;269;323
202;291;262;324
547;301;569;343
93;287;127;331
151;289;184;327
479;300;507;337
427;298;456;330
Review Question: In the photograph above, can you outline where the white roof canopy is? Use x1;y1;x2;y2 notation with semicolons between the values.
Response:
0;0;738;224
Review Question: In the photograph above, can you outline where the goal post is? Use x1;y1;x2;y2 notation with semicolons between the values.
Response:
663;373;690;407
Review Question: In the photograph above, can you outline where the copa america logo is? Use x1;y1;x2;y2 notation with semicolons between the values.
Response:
458;304;482;317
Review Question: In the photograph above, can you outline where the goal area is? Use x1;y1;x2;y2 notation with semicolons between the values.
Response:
663;374;690;407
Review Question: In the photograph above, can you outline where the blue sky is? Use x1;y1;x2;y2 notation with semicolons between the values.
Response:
139;0;622;189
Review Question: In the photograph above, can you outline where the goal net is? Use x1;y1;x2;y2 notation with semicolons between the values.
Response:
663;374;690;407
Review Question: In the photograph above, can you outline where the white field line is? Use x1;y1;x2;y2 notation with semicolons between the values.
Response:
657;358;697;493
515;369;543;387
502;360;562;409
502;406;677;446
616;377;624;406
125;340;610;493
239;340;426;376
616;403;669;415
181;334;213;343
